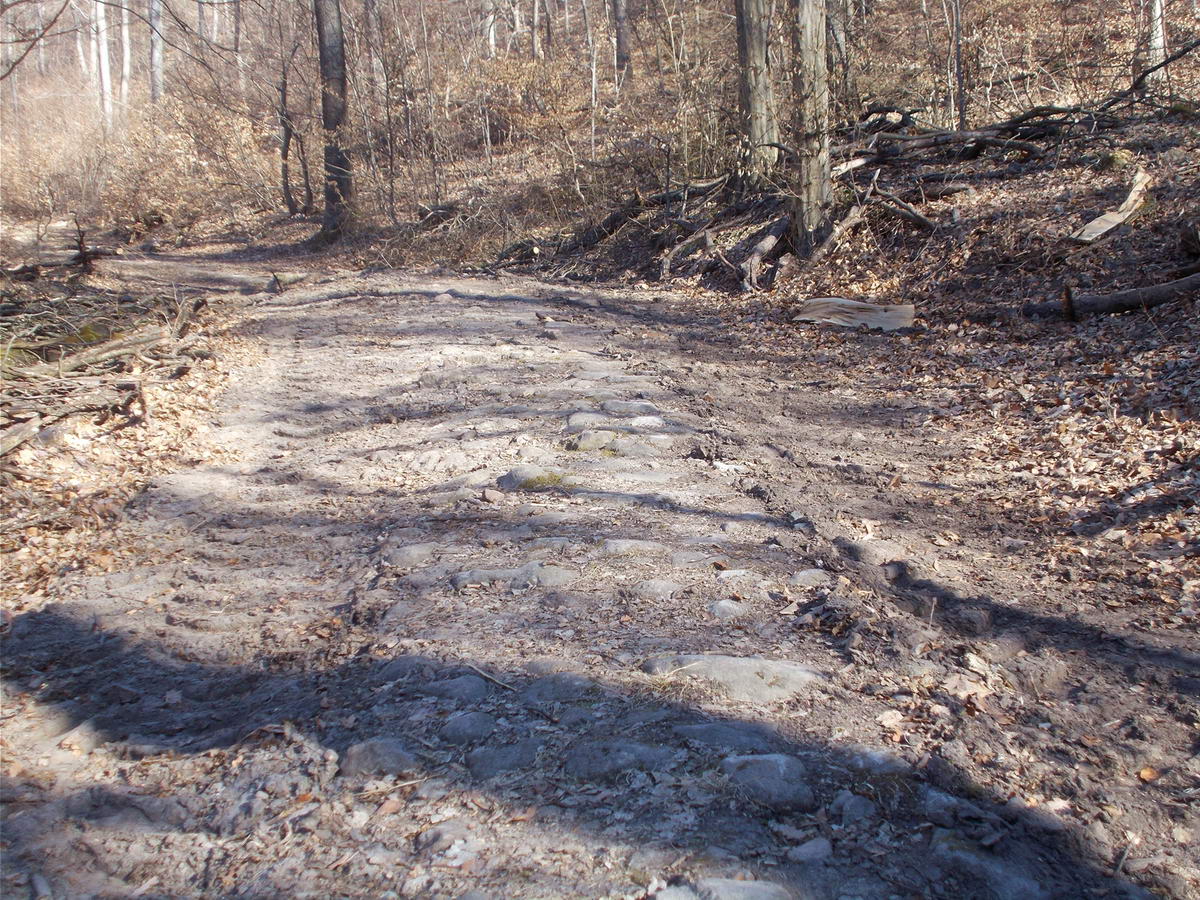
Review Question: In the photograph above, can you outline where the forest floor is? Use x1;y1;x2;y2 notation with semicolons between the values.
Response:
1;207;1198;897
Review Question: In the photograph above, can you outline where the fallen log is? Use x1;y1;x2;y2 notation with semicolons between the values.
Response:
871;129;1043;159
1023;272;1200;319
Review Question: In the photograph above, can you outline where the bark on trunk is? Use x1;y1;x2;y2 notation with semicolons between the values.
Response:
613;0;631;84
314;0;351;240
279;54;298;215
93;0;113;127
149;0;164;101
531;0;540;57
790;0;832;257
735;0;780;180
119;1;131;106
483;0;498;57
1146;0;1167;84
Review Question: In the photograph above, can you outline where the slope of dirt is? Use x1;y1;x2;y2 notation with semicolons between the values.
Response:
2;261;1197;899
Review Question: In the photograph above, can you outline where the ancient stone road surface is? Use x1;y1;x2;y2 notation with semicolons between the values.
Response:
1;272;1175;898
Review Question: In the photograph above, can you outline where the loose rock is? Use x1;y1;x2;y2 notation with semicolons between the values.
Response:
721;753;816;811
340;739;418;777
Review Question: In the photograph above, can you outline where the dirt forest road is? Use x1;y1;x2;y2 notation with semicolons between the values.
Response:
2;262;1196;899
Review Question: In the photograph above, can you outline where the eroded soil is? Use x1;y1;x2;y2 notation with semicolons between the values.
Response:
2;259;1197;899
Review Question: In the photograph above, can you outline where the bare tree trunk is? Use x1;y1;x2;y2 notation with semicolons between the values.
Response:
197;0;208;42
790;0;831;257
826;0;855;113
1146;0;1167;84
149;0;164;101
75;2;92;80
531;0;540;57
735;0;779;180
542;0;553;57
119;1;131;106
483;0;498;57
210;0;222;45
612;0;631;84
314;0;351;240
952;0;965;129
35;0;48;74
93;0;113;127
278;49;299;215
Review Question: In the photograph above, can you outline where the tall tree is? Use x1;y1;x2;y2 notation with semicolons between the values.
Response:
482;0;498;58
149;0;164;101
314;0;351;240
119;1;131;106
93;0;113;126
531;0;540;57
612;0;630;84
1145;0;1167;84
790;0;831;256
734;0;779;180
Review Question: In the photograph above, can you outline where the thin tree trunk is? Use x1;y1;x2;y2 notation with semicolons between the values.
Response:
35;1;48;74
735;0;779;179
483;0;497;57
613;0;631;84
1146;0;1167;84
531;0;540;57
210;0;222;44
197;0;207;42
149;0;164;101
790;0;831;257
93;0;113;127
542;0;553;57
278;46;299;215
314;0;351;239
119;1;131;106
75;2;92;80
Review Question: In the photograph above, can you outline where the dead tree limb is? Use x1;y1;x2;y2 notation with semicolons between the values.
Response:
875;190;938;229
809;203;867;265
1100;38;1200;110
10;327;171;379
1023;272;1200;319
0;387;139;457
739;215;790;291
556;177;728;258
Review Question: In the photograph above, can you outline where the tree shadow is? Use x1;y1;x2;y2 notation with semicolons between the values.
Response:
1;605;1147;900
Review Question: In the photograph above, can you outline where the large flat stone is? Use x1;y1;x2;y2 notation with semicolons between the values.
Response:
641;654;824;703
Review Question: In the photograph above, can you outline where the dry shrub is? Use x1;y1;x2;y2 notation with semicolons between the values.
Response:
1;78;277;239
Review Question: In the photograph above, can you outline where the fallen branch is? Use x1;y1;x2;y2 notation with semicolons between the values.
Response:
875;190;938;230
1100;38;1200;110
9;326;170;379
871;129;1043;159
740;215;791;291
1023;272;1200;319
809;204;868;265
0;386;140;456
